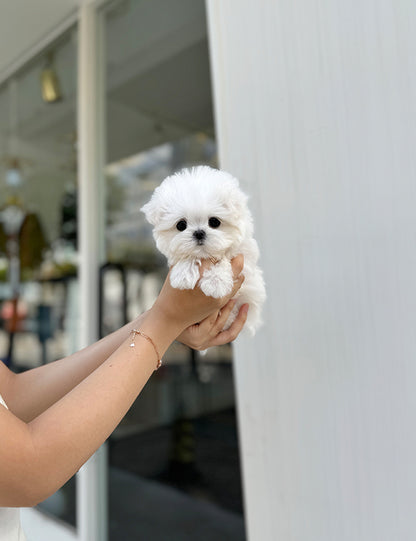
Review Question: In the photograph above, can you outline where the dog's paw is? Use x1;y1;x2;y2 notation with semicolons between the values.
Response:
200;278;229;298
200;262;233;298
170;261;200;290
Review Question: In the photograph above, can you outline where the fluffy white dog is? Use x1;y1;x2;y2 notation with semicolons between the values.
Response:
141;166;266;335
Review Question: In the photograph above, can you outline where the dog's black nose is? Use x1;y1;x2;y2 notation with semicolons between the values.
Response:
193;229;206;242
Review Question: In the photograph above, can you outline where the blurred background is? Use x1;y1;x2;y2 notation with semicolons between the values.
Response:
0;1;245;540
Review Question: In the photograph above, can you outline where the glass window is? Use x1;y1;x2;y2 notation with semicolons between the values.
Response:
0;28;78;528
0;3;246;537
103;1;246;539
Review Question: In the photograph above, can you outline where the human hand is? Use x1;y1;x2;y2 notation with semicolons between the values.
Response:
177;300;249;351
150;255;245;335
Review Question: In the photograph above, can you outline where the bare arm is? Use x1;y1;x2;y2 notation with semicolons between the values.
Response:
5;259;247;422
0;257;244;508
5;313;147;422
5;302;248;423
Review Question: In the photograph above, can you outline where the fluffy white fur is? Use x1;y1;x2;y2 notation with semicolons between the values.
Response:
141;166;266;335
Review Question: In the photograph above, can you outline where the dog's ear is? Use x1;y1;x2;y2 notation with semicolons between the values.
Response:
141;196;161;226
230;186;248;215
225;181;253;237
226;182;249;218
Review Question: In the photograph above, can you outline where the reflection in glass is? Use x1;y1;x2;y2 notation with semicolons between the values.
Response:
104;1;246;539
0;28;78;529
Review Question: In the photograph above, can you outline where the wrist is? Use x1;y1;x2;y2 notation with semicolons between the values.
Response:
150;296;190;334
138;304;184;359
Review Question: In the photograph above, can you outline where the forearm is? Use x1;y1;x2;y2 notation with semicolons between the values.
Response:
8;312;147;422
23;309;180;506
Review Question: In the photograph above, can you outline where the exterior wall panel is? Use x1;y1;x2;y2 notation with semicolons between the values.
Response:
206;1;416;539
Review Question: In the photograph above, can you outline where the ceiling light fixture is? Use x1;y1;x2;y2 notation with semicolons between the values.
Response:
41;52;62;103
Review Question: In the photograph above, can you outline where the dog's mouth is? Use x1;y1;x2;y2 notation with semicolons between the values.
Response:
192;242;210;258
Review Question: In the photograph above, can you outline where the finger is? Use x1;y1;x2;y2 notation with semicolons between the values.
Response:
231;254;244;279
176;320;209;350
213;299;236;331
189;306;221;338
199;311;220;333
229;273;245;299
211;303;249;346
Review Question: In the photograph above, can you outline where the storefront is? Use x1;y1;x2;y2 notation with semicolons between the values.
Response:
0;1;245;539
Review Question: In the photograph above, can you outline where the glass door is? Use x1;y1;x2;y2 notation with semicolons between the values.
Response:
102;1;246;539
0;27;78;529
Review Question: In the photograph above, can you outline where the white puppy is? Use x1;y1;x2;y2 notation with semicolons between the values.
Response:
141;166;266;335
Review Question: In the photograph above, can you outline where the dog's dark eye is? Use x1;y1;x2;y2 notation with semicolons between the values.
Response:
176;219;187;232
208;217;221;228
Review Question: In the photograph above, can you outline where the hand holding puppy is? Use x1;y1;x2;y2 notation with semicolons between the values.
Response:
141;166;266;336
150;254;245;334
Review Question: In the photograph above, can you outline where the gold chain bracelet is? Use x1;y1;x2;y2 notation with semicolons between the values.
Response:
129;329;162;370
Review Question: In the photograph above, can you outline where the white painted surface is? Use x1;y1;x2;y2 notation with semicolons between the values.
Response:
21;508;76;541
77;4;107;541
207;1;416;540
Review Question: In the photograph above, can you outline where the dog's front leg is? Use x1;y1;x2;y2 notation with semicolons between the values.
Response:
170;260;201;290
200;258;234;298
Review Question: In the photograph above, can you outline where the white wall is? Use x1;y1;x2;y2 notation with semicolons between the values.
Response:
206;1;416;540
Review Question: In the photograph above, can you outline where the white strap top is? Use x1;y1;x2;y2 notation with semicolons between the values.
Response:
0;392;7;408
0;392;27;541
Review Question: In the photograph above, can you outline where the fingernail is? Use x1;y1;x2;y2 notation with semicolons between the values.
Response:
242;304;249;314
